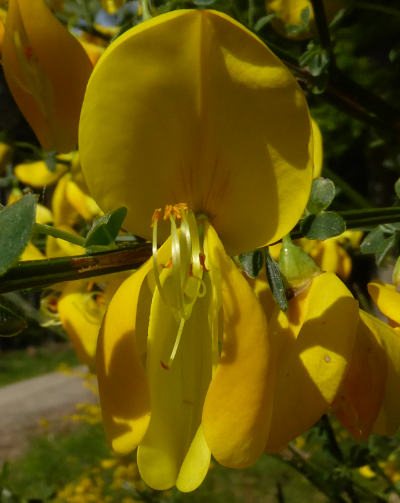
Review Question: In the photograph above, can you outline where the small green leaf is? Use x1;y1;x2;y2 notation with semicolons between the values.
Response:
239;249;264;279
395;178;400;199
265;248;288;312
0;193;36;275
85;206;127;248
254;13;276;32
0;304;27;337
360;227;386;255
301;212;345;240
307;177;336;214
376;234;397;266
300;6;311;26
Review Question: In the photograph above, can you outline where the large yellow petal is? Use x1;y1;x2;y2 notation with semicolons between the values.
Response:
332;310;387;440
137;268;212;491
368;281;400;326
3;0;92;152
97;262;152;454
97;238;171;455
202;224;271;468
79;9;312;255
265;272;358;452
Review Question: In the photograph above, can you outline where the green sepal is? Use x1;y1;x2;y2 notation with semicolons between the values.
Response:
265;248;288;312
279;235;320;289
239;249;264;279
85;207;127;249
301;212;345;240
0;193;37;276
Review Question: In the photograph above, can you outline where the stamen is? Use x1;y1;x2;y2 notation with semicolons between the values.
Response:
165;317;186;368
151;208;162;227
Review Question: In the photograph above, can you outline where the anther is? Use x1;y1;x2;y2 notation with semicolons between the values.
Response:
151;208;162;227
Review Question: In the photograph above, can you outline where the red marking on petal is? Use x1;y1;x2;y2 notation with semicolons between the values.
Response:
200;253;209;272
25;46;33;59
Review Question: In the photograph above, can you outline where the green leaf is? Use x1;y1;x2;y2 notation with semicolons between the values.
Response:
265;248;288;312
0;303;27;337
239;249;264;279
307;177;336;214
0;194;36;276
301;212;345;240
360;227;386;254
85;206;127;248
254;13;276;32
376;234;397;267
300;6;311;26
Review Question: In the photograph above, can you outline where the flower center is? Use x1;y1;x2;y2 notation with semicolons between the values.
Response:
151;204;208;368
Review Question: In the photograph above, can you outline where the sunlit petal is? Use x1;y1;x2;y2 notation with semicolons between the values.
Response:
80;9;312;254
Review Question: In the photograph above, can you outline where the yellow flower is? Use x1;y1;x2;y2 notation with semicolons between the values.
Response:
2;0;93;152
101;0;124;14
14;152;101;227
368;280;400;328
79;9;313;491
266;0;344;39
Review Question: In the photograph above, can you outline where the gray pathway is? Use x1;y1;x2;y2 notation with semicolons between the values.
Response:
0;367;98;462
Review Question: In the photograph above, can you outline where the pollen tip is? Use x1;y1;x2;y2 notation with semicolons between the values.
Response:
151;208;162;227
160;361;170;370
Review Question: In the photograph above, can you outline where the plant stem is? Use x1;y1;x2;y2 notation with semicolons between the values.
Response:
0;245;152;293
2;206;400;293
280;448;348;502
310;0;332;53
34;224;86;247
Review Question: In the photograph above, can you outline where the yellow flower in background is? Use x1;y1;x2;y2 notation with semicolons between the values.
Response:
266;0;344;39
14;152;101;228
79;9;313;491
101;0;125;14
2;0;93;152
368;280;400;329
57;274;129;370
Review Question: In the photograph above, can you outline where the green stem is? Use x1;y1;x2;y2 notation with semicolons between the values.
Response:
280;448;348;502
309;0;332;53
248;0;255;28
2;206;400;293
0;245;152;294
323;167;372;209
140;0;152;21
34;224;86;247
